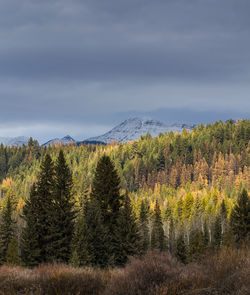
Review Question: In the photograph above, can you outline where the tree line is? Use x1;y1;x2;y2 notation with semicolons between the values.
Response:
0;151;249;267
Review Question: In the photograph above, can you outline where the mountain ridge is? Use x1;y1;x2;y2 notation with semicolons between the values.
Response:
85;117;195;144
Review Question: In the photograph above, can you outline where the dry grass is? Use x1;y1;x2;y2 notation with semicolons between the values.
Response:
0;263;110;295
0;247;249;295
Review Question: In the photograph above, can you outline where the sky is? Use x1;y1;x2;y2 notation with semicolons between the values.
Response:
0;0;249;143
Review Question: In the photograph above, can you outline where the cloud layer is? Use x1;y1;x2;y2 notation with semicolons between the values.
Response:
0;0;249;142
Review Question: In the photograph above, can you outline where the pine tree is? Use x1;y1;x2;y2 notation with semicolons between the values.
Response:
84;199;111;268
175;232;187;264
91;155;123;224
168;216;175;254
91;155;124;266
188;230;207;262
47;150;76;263
71;212;90;266
230;189;249;243
139;200;150;252
0;191;15;264
115;194;141;265
21;154;55;265
36;153;55;262
151;200;165;251
6;237;22;266
213;216;222;249
21;184;42;266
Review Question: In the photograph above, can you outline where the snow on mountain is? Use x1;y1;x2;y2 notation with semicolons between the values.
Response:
0;136;29;146
86;118;195;144
42;135;75;146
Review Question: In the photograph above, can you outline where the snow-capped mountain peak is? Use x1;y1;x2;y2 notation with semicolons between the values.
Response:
0;136;30;146
86;117;194;144
42;135;75;146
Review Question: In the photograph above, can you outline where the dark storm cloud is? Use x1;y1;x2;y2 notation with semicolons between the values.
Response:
0;0;249;142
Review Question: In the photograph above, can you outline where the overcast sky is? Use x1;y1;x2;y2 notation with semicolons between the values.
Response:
0;0;249;143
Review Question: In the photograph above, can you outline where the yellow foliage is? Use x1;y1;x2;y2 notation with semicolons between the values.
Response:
1;177;14;190
17;197;25;212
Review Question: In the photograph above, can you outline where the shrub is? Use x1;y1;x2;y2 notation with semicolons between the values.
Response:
0;247;248;295
105;251;181;295
0;263;110;295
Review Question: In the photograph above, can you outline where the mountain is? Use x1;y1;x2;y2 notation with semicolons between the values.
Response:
86;117;195;144
0;136;29;146
42;135;75;146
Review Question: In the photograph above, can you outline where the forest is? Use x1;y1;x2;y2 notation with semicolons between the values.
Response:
0;119;249;295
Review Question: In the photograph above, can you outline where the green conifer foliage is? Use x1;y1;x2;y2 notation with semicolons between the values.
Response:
175;232;187;264
47;150;76;263
0;192;15;264
151;200;165;251
71;213;90;267
139;200;150;252
36;154;55;261
115;194;141;265
21;154;55;265
90;155;124;266
6;237;22;266
213;216;222;249
230;189;249;243
21;184;43;266
84;199;111;268
91;155;123;224
168;217;175;254
188;230;207;262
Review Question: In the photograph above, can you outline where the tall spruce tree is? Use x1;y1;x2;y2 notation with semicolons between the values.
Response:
36;153;55;262
21;184;42;266
0;191;15;264
139;200;150;252
71;210;90;267
47;150;76;263
188;230;207;262
230;189;249;244
21;154;55;265
6;237;22;266
90;155;124;266
175;232;187;264
91;155;123;224
84;199;111;268
115;194;141;265
151;200;165;251
213;216;222;249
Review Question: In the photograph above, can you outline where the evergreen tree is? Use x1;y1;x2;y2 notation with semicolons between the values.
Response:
151;200;165;251
188;230;207;262
91;155;123;224
71;212;90;267
36;153;55;262
21;154;55;265
21;184;42;266
0;191;15;264
91;155;124;266
168;216;175;254
84;199;111;268
47;150;76;263
213;216;222;249
139;200;150;252
175;232;187;264
230;189;249;243
115;194;141;265
6;237;22;266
